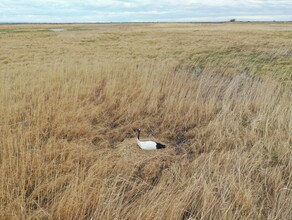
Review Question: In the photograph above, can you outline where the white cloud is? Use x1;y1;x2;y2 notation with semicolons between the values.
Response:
0;0;291;22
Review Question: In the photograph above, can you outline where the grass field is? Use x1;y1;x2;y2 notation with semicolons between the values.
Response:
0;22;292;219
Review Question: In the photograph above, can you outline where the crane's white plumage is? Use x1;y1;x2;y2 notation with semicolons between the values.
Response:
134;129;166;150
137;139;158;150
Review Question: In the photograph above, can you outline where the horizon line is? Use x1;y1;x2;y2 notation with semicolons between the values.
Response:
1;21;292;25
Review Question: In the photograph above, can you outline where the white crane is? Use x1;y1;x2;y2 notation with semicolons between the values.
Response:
134;128;166;150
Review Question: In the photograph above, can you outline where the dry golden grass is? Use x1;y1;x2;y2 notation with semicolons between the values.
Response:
0;23;292;219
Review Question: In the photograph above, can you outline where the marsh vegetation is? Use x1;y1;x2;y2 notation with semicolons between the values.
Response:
0;22;292;219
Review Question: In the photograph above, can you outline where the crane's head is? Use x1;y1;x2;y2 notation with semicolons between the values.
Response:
133;128;141;138
133;128;141;133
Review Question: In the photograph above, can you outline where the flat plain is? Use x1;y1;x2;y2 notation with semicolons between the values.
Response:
0;22;292;219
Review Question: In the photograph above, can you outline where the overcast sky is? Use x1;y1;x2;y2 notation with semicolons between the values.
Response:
0;0;291;23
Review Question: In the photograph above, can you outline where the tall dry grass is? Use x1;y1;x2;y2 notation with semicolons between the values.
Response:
0;59;291;219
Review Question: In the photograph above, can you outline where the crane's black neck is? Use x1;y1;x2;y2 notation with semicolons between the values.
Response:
137;130;140;140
